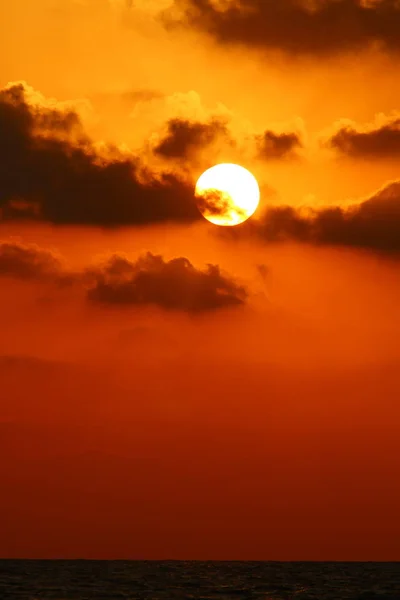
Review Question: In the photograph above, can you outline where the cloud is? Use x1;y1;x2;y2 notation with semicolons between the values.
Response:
0;82;198;226
153;117;231;161
0;240;246;312
86;252;247;311
0;240;67;282
256;129;303;160
196;189;248;223
323;113;400;158
231;180;400;254
168;0;400;56
152;112;304;167
134;88;304;167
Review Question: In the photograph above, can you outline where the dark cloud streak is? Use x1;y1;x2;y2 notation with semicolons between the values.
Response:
233;180;400;254
0;241;66;281
196;189;235;217
324;115;400;158
0;241;246;312
169;0;400;56
87;252;247;311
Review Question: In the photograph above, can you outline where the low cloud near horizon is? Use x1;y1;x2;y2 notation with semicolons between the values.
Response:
0;239;246;312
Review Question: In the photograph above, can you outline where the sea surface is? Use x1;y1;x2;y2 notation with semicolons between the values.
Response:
0;561;399;600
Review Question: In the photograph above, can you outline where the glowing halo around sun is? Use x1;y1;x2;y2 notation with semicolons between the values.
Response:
195;163;260;226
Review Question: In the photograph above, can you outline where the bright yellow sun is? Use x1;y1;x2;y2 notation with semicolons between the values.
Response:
195;163;260;226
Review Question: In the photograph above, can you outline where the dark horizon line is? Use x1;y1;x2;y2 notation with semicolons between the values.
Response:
0;558;399;563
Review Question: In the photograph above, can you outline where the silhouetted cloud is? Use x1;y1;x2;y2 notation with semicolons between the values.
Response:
323;114;400;158
154;117;231;160
232;180;400;254
0;82;198;226
0;240;66;281
196;189;248;223
256;130;303;160
0;240;246;311
154;115;303;165
86;252;247;311
169;0;400;56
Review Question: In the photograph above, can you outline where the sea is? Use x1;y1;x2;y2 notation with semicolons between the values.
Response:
0;561;399;600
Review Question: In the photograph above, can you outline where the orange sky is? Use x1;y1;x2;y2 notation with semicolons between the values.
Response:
1;0;400;560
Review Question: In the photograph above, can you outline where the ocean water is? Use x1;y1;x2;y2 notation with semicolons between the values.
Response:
0;560;399;600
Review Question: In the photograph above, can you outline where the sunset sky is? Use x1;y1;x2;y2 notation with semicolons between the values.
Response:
1;0;400;561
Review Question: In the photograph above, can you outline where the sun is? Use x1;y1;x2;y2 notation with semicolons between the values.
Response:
195;163;260;226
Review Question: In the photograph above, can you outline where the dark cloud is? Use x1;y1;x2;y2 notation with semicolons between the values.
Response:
154;117;231;160
232;180;400;254
0;240;66;281
169;0;400;55
86;252;247;311
196;188;247;221
0;240;246;311
153;115;302;165
0;83;198;226
324;115;400;158
256;130;303;160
